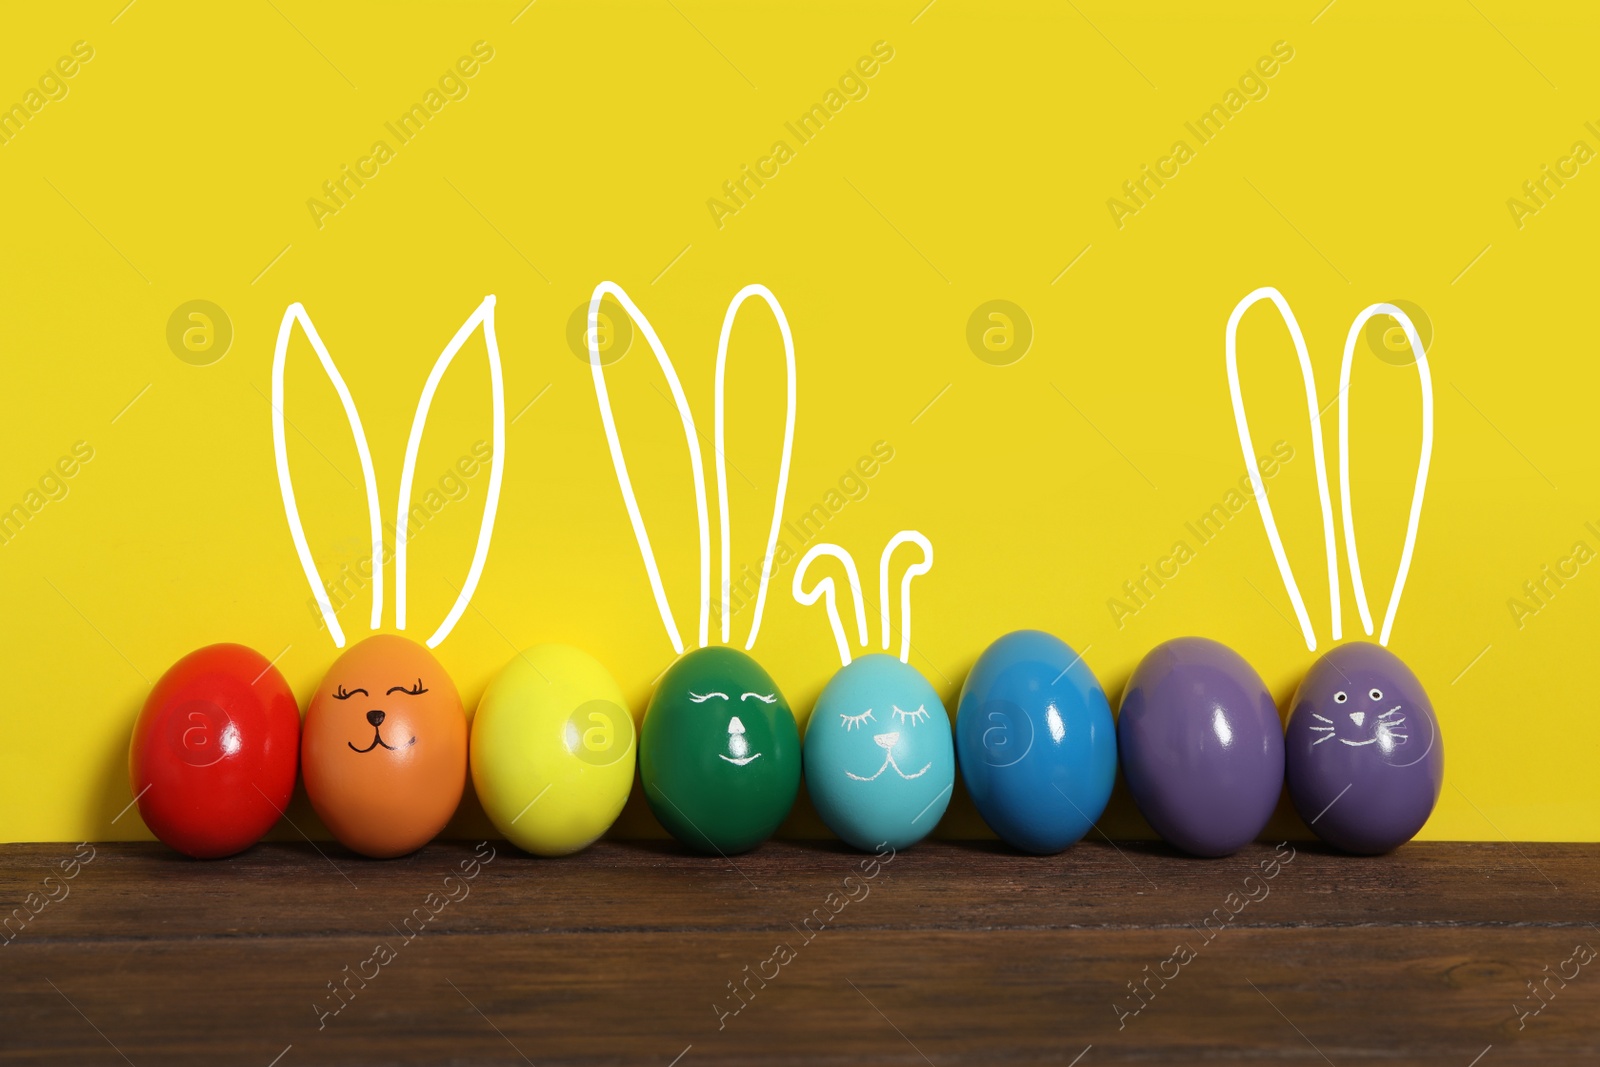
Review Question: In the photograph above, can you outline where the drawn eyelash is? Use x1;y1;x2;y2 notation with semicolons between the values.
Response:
333;685;368;700
840;709;875;730
387;679;427;696
892;705;930;726
740;692;777;703
689;691;729;703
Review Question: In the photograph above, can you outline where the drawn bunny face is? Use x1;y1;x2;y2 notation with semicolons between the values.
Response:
1285;641;1442;854
794;532;955;851
272;295;503;858
301;634;467;859
1227;287;1444;854
586;281;802;855
1289;642;1436;762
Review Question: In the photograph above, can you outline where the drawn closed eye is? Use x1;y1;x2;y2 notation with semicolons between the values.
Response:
892;705;930;726
387;679;427;696
333;685;368;700
840;709;875;730
740;692;776;703
688;691;729;703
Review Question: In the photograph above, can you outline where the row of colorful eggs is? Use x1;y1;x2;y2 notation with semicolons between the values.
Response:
129;630;1443;861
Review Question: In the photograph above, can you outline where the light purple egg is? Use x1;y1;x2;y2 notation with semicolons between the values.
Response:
1118;637;1284;857
1286;642;1443;854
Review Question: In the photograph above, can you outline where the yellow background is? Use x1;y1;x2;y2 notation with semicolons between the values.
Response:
2;1;1594;844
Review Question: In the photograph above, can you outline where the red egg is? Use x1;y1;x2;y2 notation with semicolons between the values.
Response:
128;643;301;858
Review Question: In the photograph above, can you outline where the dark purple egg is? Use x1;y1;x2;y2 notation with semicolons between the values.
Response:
1118;637;1284;857
1286;642;1443;854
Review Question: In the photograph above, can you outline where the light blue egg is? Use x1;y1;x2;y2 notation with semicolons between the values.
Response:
803;653;955;851
955;630;1117;853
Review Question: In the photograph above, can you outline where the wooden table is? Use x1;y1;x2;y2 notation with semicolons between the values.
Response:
1;839;1595;1065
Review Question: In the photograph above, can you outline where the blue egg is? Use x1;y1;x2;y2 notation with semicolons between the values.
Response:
955;630;1117;853
803;653;955;851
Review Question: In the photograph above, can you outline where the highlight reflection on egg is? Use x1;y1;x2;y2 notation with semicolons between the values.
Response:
471;644;636;856
302;634;466;858
129;643;300;859
1118;637;1284;857
955;630;1117;854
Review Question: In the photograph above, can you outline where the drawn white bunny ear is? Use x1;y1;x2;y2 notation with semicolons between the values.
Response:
714;284;797;650
878;531;932;664
272;303;386;649
587;281;711;656
393;295;505;649
793;543;868;667
1225;287;1341;652
1338;304;1433;647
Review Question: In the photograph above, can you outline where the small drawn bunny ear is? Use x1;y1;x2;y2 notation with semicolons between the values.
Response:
879;531;932;664
714;284;797;650
272;303;385;649
393;295;505;649
1337;304;1433;646
1226;287;1341;652
793;543;868;667
587;281;711;656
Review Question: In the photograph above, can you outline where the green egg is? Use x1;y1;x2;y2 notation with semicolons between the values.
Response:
639;646;801;854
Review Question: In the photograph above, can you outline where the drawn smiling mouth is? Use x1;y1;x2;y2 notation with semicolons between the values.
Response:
719;753;762;766
847;734;931;781
348;728;416;753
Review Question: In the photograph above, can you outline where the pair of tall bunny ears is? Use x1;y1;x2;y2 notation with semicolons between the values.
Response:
792;532;933;667
587;281;797;657
272;296;505;649
1226;286;1433;652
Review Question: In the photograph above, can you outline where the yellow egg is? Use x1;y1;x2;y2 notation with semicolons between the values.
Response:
470;644;636;856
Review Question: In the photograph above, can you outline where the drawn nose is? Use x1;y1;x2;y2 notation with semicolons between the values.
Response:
1349;711;1365;727
367;710;385;727
874;731;900;750
728;716;745;735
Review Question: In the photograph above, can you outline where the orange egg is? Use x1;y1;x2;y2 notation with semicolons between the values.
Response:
301;634;466;858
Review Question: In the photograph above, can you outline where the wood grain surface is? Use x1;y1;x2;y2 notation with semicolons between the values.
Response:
1;839;1596;1065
